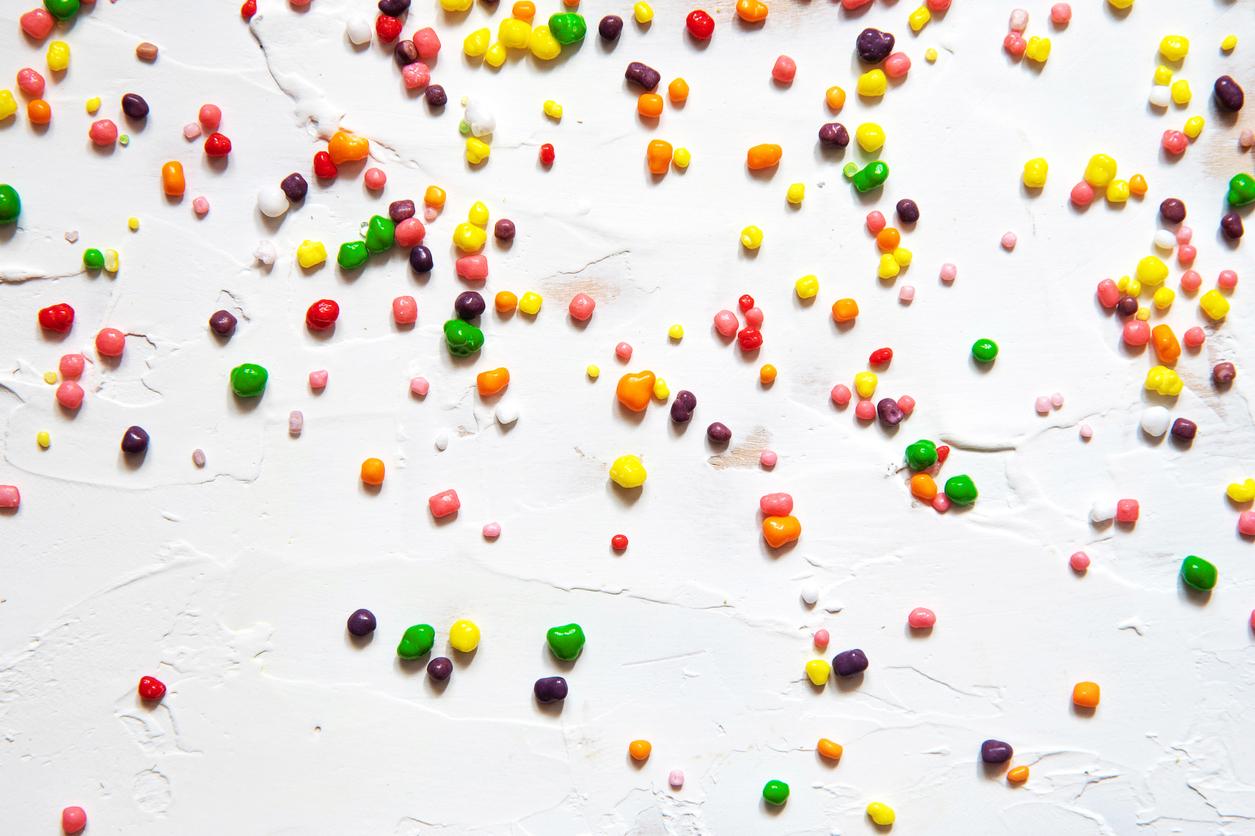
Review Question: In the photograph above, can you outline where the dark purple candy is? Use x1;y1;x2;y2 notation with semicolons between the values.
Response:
877;397;904;426
895;199;919;224
599;15;623;41
1116;295;1138;317
1213;362;1237;386
1221;212;1244;241
1214;75;1245;112
455;291;486;320
427;656;452;681
833;648;868;677
394;39;419;67
121;425;149;454
208;309;237;337
1159;198;1185;224
121;93;149;119
706;422;731;444
534;676;568;703
378;0;411;15
389;199;416;223
494;219;516;241
409;245;433;273
1170;418;1197;441
980;739;1013;764
280;172;308;202
346;608;377;636
625;61;661;91
670;403;692;423
425;85;447;108
818;122;849;147
855;28;895;64
674;390;697;411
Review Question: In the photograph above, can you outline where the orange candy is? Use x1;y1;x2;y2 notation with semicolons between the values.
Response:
875;228;901;252
759;364;777;384
909;473;937;501
628;739;652;761
27;98;51;124
668;77;689;104
646;139;673;174
746;143;783;170
476;367;510;396
1129;174;1148;197
831;298;859;323
825;86;846;112
161;161;186;197
424;185;447;208
1007;766;1030;784
1151;324;1180;364
328;130;369;165
360;457;385;486
735;0;769;22
616;370;656;412
817;738;843;760
512;0;536;20
494;291;518;313
637;93;663;118
762;515;801;548
1072;681;1100;708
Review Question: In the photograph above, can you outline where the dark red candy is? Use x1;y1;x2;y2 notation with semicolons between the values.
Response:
138;676;166;701
738;294;754;312
737;326;763;351
936;445;950;464
306;299;340;330
38;303;75;333
376;14;402;42
203;132;232;157
868;347;893;366
313;151;337;179
240;0;256;19
539;143;555;166
685;10;714;40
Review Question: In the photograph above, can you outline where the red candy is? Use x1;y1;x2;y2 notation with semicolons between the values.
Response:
19;8;55;40
539;143;555;166
738;294;754;312
313;150;338;179
868;347;893;366
138;675;166;701
203;132;232;158
428;489;461;518
306;299;340;330
38;303;75;333
611;533;628;551
376;14;403;42
1162;130;1188;155
686;9;715;40
240;0;256;20
737;326;763;351
936;445;950;464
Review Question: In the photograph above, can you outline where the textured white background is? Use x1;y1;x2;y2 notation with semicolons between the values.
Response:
2;0;1254;833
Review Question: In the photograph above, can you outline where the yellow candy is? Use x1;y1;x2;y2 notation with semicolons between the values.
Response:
668;324;684;340
1159;35;1189;62
1135;306;1150;321
1135;255;1168;286
85;95;100;114
805;659;831;686
439;0;472;10
519;291;543;315
466;137;491;165
1107;0;1133;8
104;248;120;273
925;47;938;63
500;18;531;49
127;216;140;231
909;6;931;32
856;69;887;97
1083;154;1118;188
854;371;878;399
1200;289;1230;320
42;371;57;384
1125;278;1142;297
786;182;805;204
484;42;507;68
1105;179;1130;203
586;364;600;379
1226;479;1255;503
0;89;15;121
740;225;763;250
529;26;561;60
867;803;896;827
1183;116;1204;139
1153;64;1174;85
468;201;490;226
672;147;691;169
855;122;885;152
877;253;900;279
633;2;653;23
1221;35;1237;52
892;247;912;267
453;222;487;252
463;27;490;56
1022;157;1048;189
297;240;327;269
609;454;647;488
46;40;70;72
795;274;819;299
543;99;563;120
1152;286;1174;310
652;378;669;399
36;430;50;448
449;619;481;653
1144;365;1184;397
1170;79;1191;105
1025;36;1051;63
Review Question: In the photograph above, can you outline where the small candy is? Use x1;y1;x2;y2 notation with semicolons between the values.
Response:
1239;513;1255;536
1180;555;1217;591
685;9;714;40
534;676;568;703
855;122;885;153
1228;174;1255;208
1171;418;1197;441
306;299;339;330
428;489;461;518
61;806;86;834
762;780;789;806
397;624;435;659
410;377;430;397
1022;158;1048;189
1050;4;1071;24
831;298;859;323
818;122;849;147
856;27;894;63
971;338;998;363
762;515;801;548
669;770;685;789
1072;680;1100;709
427;656;452;680
1170;79;1192;105
476;367;510;397
981;739;1013;763
628;739;651;761
1069;551;1090;572
1200;290;1230;321
907;607;936;629
1183;327;1205;349
866;803;895;827
20;8;55;39
230;363;268;398
95;327;126;357
609;455;647;489
760;450;777;468
346;608;376;637
945;475;978;506
706;422;732;444
1140;406;1170;437
745;144;782;171
59;353;84;379
257;187;289;218
1162;130;1188;155
56;381;83;410
121;425;150;455
1214;76;1245;113
771;55;796;84
833;648;868;677
1115;499;1139;523
884;52;911;78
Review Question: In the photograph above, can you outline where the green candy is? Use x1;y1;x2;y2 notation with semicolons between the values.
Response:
83;248;105;270
850;161;889;193
44;0;79;20
1227;173;1255;208
230;363;268;398
548;13;587;45
364;214;395;253
444;319;485;356
546;623;586;661
971;338;999;363
337;240;369;269
397;623;435;658
944;474;978;506
1180;555;1217;591
0;184;20;225
762;779;790;806
905;440;937;471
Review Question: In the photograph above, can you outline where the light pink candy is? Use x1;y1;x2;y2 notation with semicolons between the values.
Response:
1079;424;1093;439
402;62;431;90
1241;129;1255;150
907;607;936;629
95;327;125;357
1070;181;1095;207
19;9;55;40
17;68;45;97
759;492;793;516
1183;326;1205;348
423;206;438;222
1000;231;1018;250
1096;278;1120;308
865;211;886;234
393;295;418;324
771;55;796;84
364;167;387;190
198;103;222;130
883;52;911;79
744;307;763;328
1122;320;1150;346
1035;396;1051;414
713;310;738;338
1050;3;1071;25
412;27;441;60
759;450;777;468
410;376;430;397
0;485;20;509
568;293;596;321
813;628;830;649
183;122;203;140
614;342;633;361
668;769;684;789
59;353;85;379
395;218;426;248
56;380;84;409
429;488;461;518
1218;270;1238;291
939;263;957;283
1162;130;1188;155
482;522;501;539
1180;270;1202;292
1176;225;1193;244
192;196;210;216
897;395;915;415
830;384;851;406
931;494;951;513
1050;392;1064;408
455;255;488;281
1239;512;1255;536
89;119;118;146
309;369;328;390
1008;8;1028;31
1177;244;1197;266
1069;551;1091;571
898;285;915;303
1115;499;1139;523
854;399;875;420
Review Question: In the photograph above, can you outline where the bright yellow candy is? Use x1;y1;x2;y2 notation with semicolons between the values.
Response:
652;378;669;399
0;90;15;121
297;240;327;269
1221;35;1237;52
892;247;912;267
104;248;120;273
867;803;896;827
449;619;481;653
484;42;507;68
805;659;831;686
740;225;764;250
786;182;805;204
1145;365;1184;396
877;253;900;279
1135;306;1151;321
586;364;600;379
1170;79;1191;105
856;69;887;97
465;137;491;165
672;147;691;169
468;201;490;226
543;99;563;120
854;371;878;399
1105;179;1130;203
1183;116;1204;139
609;454;647;488
1125;278;1142;297
909;6;931;32
519;291;543;315
529;25;561;60
1025;36;1051;63
1083;154;1118;188
42;371;57;384
925;48;938;63
1022;157;1048;189
1200;289;1230;320
85;96;100;114
46;40;70;72
855;122;885;152
1153;64;1174;85
1226;479;1255;503
668;323;684;340
795;274;819;299
1152;286;1175;310
36;430;50;448
127;216;140;231
633;2;653;23
453;222;487;252
1135;256;1168;286
500;18;531;49
463;27;490;56
439;0;472;10
1159;35;1189;62
1107;0;1133;7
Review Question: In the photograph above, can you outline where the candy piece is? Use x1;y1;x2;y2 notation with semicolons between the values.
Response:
0;485;19;509
1214;76;1245;112
1140;406;1170;437
346;609;376;637
762;515;801;548
746;144;782;170
908;607;936;628
628;739;651;761
138;675;166;701
805;659;831;686
428;489;461;519
21;8;56;39
121;425;149;454
1115;499;1139;523
55;381;83;410
534;676;568;702
446;619;480;653
971;338;998;363
1180;555;1217;590
855;122;885;153
1145;365;1184;397
328;131;369;165
360;458;385;486
609;454;647;489
761;779;789;806
1150;324;1180;364
397;624;435;658
1200;290;1230;321
905;439;937;470
833;648;868;676
866;803;895;826
857;68;887;97
306;299;339;331
850;161;889;192
61;806;86;833
685;9;714;40
616;371;656;412
944;475;977;506
981;739;1012;763
229;363;268;398
476;367;510;397
1072;681;1100;708
1022;158;1048;189
444;320;484;356
95;328;125;357
424;656;451;680
1228;174;1255;207
832;298;859;323
546;623;586;660
772;55;796;84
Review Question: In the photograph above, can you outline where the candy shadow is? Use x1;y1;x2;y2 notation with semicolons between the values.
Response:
345;631;373;650
906;625;932;639
119;449;147;470
1071;703;1096;718
450;646;477;666
614;400;647;425
761;800;784;816
834;672;863;692
432;509;459;526
89;141;116;158
980;760;1009;780
535;698;565;717
360;482;382;497
425;675;450;695
968;356;995;374
1178;583;1211;607
607;482;643;506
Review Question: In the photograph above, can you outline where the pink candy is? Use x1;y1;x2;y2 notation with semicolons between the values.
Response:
1239;512;1255;536
1050;392;1064;408
1218;270;1238;291
830;384;851;406
1069;551;1090;572
402;62;431;89
1000;231;1017;250
56;381;84;410
17;67;46;97
1176;225;1193;244
455;255;488;281
1162;130;1188;155
1122;319;1150;346
771;55;796;84
429;489;461;518
89;119;118;146
1070;181;1095;206
854;399;875;420
198;103;222;130
59;353;84;379
364;167;387;190
1115;499;1139;524
309;369;328;390
883;52;911;79
813;628;830;649
614;341;633;361
865;211;886;234
1003;33;1027;58
183;122;203;140
1180;270;1202;292
1034;395;1051;414
939;262;957;283
410;376;430;397
395;218;426;248
482;522;501;539
898;285;915;303
61;805;87;834
668;769;685;789
0;485;20;510
19;8;55;40
412;27;441;60
931;494;951;513
1096;278;1120;308
1177;244;1196;266
897;395;915;415
95;327;125;357
759;450;777;468
744;307;764;328
1050;3;1071;25
192;196;210;216
1079;423;1093;440
393;295;417;324
1008;9;1028;31
759;492;793;516
1183;326;1205;348
568;293;596;321
907;607;936;629
713;309;738;338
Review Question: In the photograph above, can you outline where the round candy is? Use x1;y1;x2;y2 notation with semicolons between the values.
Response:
907;607;936;629
762;779;790;806
121;425;150;454
95;328;126;357
61;806;87;834
347;608;377;636
230;363;268;398
427;656;453;680
1180;555;1217;591
971;338;999;363
981;739;1013;763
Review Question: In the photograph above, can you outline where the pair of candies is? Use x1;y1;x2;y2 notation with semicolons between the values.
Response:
397;620;480;656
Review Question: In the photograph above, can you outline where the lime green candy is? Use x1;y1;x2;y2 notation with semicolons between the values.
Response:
1180;555;1217;591
905;440;937;471
230;363;268;397
944;474;977;506
548;13;587;45
397;624;435;658
847;161;889;193
971;338;999;363
337;240;368;269
762;779;790;806
444;319;484;356
1228;173;1255;208
546;623;586;660
83;248;105;270
364;215;395;253
0;184;20;225
45;0;80;20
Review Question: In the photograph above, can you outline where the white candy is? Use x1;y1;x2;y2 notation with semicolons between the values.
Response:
1149;86;1171;108
253;239;277;265
800;583;819;606
257;187;289;218
1152;230;1177;251
345;16;372;45
434;430;449;451
1089;500;1116;523
1140;405;1171;436
495;402;519;425
465;99;495;138
1009;9;1029;32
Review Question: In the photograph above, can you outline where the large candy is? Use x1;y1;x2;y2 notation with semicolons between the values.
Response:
944;474;978;505
616;370;656;412
609;454;647;488
444;319;484;355
849;161;889;192
1180;555;1217;590
230;363;268;397
546;623;586;660
328;130;369;165
905;440;937;470
397;624;435;658
1228;173;1255;207
548;13;586;44
0;184;20;225
364;215;395;252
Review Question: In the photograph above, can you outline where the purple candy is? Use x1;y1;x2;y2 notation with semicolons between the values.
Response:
121;425;150;454
833;648;868;677
427;656;452;681
980;739;1013;764
877;397;904;426
707;422;732;444
534;676;568;703
389;199;416;223
347;608;376;636
280;172;308;202
209;309;237;337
